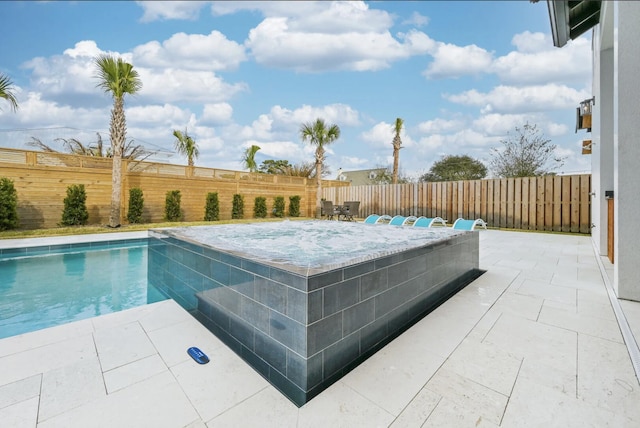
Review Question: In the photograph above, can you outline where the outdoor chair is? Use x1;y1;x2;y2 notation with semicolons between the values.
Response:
388;215;417;226
364;214;392;224
413;216;447;228
451;218;488;230
322;200;341;220
341;201;360;221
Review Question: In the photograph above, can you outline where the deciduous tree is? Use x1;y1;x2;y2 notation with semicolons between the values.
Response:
489;123;564;177
420;155;487;182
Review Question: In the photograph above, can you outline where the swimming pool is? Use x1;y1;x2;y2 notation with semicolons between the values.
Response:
0;237;168;339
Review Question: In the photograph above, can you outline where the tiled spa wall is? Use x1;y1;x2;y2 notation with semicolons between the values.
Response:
147;229;481;406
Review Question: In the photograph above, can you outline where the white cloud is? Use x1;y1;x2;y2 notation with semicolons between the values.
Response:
492;32;591;85
418;31;590;87
546;122;569;136
446;84;591;113
127;103;191;126
242;140;305;160
137;1;207;22
213;1;393;33
137;68;248;104
24;41;105;99
201;103;233;125
336;156;369;170
270;104;361;129
417;118;465;134
247;18;433;72
423;43;493;79
0;91;101;128
402;12;429;27
472;113;532;136
23;39;248;107
360;121;415;149
416;134;446;152
234;1;434;73
132;31;246;71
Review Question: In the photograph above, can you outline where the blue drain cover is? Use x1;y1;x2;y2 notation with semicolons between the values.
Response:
187;346;210;364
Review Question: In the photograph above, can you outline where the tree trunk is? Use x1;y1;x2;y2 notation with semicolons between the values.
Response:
316;159;322;219
392;146;399;184
108;97;125;227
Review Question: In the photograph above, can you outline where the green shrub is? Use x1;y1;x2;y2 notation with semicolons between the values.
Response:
204;192;219;221
273;196;285;218
254;196;267;218
232;194;244;219
164;190;182;221
0;177;19;231
288;195;301;217
126;188;144;224
61;184;89;226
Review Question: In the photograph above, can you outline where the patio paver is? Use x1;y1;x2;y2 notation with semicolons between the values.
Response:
0;229;639;427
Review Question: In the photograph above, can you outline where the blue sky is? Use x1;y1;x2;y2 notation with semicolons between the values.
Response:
0;1;593;179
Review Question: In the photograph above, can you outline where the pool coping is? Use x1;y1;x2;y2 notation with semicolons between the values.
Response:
0;231;149;250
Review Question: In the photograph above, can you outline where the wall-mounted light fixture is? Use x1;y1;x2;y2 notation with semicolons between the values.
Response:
576;96;595;133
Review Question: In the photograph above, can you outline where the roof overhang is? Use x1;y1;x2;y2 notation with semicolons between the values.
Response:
546;0;602;47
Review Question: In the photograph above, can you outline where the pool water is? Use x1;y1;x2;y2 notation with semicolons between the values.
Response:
0;241;168;339
168;220;464;269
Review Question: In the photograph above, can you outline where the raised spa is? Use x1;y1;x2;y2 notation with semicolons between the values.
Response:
148;220;481;406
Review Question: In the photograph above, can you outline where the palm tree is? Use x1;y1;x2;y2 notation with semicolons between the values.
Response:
241;145;261;172
0;73;19;112
300;118;341;218
392;117;404;184
173;128;199;166
94;54;142;228
27;133;154;161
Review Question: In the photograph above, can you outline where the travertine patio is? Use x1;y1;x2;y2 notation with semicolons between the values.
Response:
1;229;639;427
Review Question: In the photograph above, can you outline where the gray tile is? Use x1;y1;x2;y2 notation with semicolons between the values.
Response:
308;312;343;355
361;268;388;300
211;259;230;286
229;266;254;298
323;331;360;379
344;260;376;280
269;311;306;355
308;269;343;291
240;297;270;334
270;268;307;291
255;330;287;375
343;299;375;336
308;289;323;324
255;277;287;314
286;287;308;324
323;277;360;317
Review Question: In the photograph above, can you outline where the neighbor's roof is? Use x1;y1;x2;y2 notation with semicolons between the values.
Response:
545;0;601;47
337;168;386;186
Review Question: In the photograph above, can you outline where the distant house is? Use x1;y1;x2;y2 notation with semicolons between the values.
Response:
335;168;388;186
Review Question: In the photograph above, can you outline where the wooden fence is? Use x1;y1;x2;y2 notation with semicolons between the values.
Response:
0;148;591;233
323;175;592;233
0;148;316;229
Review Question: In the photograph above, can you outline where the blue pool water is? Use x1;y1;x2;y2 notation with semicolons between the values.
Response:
0;239;168;339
